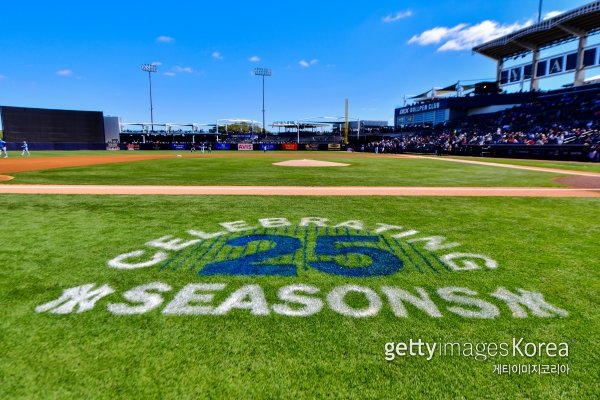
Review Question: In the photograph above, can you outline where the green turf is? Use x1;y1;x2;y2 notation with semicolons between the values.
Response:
4;152;566;187
1;194;598;399
447;156;600;173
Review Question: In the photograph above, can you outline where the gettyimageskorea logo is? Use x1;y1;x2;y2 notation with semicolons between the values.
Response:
35;217;568;319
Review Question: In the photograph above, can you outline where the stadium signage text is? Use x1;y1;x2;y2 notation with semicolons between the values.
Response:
35;217;569;319
397;102;442;115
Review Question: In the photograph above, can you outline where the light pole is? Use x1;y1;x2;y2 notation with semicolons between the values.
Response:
141;64;157;132
253;68;272;136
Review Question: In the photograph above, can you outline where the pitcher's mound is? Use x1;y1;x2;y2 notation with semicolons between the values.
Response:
273;159;350;167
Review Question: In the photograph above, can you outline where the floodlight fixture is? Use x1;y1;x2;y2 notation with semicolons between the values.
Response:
141;64;158;131
253;68;272;135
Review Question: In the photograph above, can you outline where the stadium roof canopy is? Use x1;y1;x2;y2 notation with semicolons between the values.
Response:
473;1;600;60
271;122;326;129
409;83;477;101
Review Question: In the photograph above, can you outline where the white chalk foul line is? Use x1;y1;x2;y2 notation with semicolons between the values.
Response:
417;156;600;177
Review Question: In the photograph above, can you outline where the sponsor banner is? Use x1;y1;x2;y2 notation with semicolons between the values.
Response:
171;143;187;150
305;144;319;151
238;143;253;151
282;143;298;151
126;143;140;150
261;144;277;151
328;144;341;151
215;143;231;150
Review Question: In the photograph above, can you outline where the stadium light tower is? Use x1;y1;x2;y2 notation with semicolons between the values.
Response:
253;68;272;135
141;63;157;132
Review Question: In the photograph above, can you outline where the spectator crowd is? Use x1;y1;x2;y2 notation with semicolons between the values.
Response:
366;88;600;161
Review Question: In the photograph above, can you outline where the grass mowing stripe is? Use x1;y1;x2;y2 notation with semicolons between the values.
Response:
302;227;310;271
168;241;207;272
157;242;202;272
431;252;453;272
381;236;410;274
407;242;439;274
187;239;221;272
188;236;226;272
393;238;423;273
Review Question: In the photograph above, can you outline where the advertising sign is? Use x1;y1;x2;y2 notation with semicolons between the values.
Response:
215;143;232;150
238;143;253;151
282;143;298;151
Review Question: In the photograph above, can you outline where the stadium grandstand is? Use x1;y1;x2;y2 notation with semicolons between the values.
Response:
388;1;600;162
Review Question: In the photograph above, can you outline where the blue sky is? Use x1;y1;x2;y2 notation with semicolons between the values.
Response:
0;0;595;127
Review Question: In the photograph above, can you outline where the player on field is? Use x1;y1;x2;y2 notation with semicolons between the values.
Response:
21;141;30;156
0;138;7;158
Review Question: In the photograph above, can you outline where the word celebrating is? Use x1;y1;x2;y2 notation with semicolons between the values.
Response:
106;217;498;277
493;364;570;375
36;282;568;319
384;338;569;362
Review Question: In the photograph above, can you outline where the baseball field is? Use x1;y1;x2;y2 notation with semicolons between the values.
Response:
1;150;599;399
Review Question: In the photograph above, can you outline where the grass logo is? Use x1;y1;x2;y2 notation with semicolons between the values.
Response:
35;217;568;319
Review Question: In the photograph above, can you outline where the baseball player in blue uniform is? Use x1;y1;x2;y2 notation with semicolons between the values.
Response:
0;139;7;158
21;141;30;156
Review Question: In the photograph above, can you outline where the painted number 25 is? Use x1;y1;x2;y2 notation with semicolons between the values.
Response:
200;234;402;277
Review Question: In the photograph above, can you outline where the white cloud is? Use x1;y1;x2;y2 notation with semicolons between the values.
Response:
164;72;176;77
543;10;564;20
151;61;163;66
174;66;194;73
156;36;175;43
56;69;73;77
408;19;534;51
212;51;223;60
249;56;261;62
382;10;413;23
299;59;318;68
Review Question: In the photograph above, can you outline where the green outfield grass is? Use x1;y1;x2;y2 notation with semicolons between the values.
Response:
1;194;598;399
447;156;600;173
4;152;567;187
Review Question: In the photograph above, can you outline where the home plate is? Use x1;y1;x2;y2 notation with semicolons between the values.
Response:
273;159;350;167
